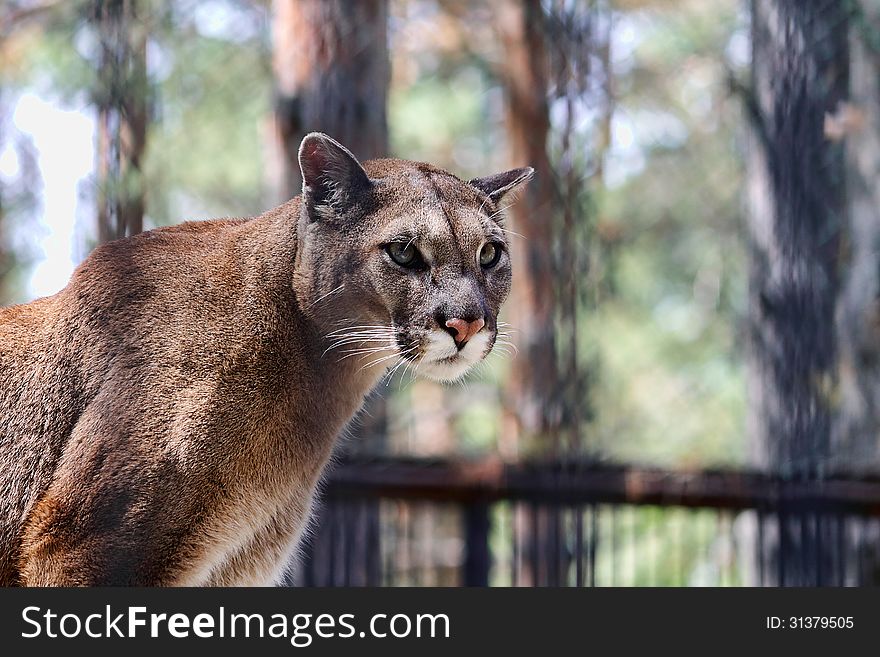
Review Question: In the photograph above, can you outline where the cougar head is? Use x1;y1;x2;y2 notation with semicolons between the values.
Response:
294;132;533;382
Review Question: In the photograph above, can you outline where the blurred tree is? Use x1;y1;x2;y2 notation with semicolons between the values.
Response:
746;0;848;584
833;0;880;586
747;0;848;477
92;0;149;243
272;0;390;586
271;0;389;200
495;0;562;455
835;1;880;474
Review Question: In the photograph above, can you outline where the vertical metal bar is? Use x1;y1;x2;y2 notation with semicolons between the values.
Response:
588;503;598;587
320;501;334;587
414;504;423;587
856;517;866;586
512;503;520;587
387;500;400;587
352;500;364;587
367;499;381;586
463;501;491;587
559;507;569;586
717;510;725;587
343;500;355;586
799;509;810;587
547;506;560;586
420;504;432;586
778;507;787;587
381;500;395;587
403;502;414;586
334;501;346;587
575;506;584;587
610;506;618;587
629;506;637;586
530;503;541;586
757;508;765;586
647;507;655;586
726;511;735;587
705;510;716;586
865;516;880;587
677;509;684;586
327;501;338;587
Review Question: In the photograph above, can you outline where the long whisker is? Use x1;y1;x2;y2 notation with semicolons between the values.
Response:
407;357;421;383
337;341;399;362
360;346;417;373
384;354;413;385
324;332;395;344
325;331;387;339
336;346;395;360
381;358;402;384
488;198;521;221
308;283;345;309
493;342;517;358
323;337;393;358
326;339;389;352
355;351;402;371
502;227;526;241
321;323;396;358
325;324;394;336
494;330;519;356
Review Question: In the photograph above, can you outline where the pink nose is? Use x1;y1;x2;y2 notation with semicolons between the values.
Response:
445;317;486;345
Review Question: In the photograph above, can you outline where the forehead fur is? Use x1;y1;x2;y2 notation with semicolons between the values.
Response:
365;159;495;209
361;158;503;248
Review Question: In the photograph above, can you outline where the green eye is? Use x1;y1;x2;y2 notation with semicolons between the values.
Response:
386;241;423;268
479;242;502;268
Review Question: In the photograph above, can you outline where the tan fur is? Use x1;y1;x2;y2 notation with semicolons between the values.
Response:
0;133;531;586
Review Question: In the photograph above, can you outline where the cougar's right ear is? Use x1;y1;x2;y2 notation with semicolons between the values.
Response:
298;133;371;216
469;167;534;207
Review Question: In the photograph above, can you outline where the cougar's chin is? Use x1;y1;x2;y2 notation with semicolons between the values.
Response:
418;330;493;382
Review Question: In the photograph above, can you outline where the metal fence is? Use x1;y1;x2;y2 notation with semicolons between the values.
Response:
295;457;880;587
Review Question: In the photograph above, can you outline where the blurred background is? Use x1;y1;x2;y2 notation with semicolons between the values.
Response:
1;0;879;586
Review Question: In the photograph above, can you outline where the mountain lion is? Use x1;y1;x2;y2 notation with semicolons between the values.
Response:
0;133;532;586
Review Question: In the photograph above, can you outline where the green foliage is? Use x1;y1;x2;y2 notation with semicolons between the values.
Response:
2;1;272;232
582;0;747;467
145;30;271;225
390;64;502;179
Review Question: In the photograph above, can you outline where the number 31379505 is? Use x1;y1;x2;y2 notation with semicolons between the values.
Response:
788;617;853;629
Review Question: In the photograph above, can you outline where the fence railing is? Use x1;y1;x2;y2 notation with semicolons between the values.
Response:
295;457;880;587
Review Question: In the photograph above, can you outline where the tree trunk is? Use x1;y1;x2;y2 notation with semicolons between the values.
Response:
271;0;389;201
835;1;880;474
272;0;390;586
496;0;561;457
93;0;148;244
746;0;849;585
832;0;880;585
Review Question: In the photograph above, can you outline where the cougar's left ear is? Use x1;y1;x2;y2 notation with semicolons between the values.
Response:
469;167;534;207
298;132;372;216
